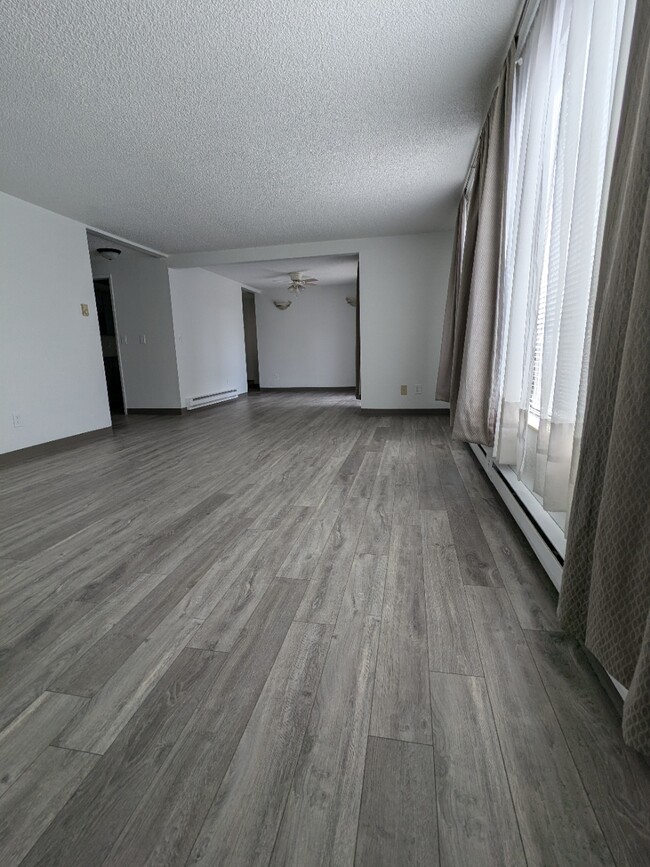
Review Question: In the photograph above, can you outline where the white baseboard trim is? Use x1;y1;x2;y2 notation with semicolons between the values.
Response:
469;443;563;590
468;442;628;701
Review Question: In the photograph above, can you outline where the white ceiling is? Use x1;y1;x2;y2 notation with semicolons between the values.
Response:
1;0;520;254
208;254;358;294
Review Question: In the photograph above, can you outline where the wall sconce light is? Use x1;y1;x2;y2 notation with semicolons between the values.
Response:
97;247;122;261
346;296;357;307
273;300;292;310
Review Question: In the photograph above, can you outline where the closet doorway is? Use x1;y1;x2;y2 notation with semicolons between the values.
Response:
93;277;126;415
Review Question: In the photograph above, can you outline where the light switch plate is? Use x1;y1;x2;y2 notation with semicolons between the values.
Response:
400;385;408;396
80;303;89;317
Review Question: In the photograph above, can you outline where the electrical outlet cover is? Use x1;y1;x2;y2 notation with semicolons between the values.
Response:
400;385;408;396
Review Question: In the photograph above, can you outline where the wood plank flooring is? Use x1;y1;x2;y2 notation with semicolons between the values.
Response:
1;390;649;866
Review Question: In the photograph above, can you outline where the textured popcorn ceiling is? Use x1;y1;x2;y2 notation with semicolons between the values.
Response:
0;0;520;253
207;255;358;294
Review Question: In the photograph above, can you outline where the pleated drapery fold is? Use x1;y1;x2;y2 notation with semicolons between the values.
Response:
558;0;650;758
435;51;513;447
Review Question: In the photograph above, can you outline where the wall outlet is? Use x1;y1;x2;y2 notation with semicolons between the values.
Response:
400;385;408;396
12;412;23;428
415;384;423;395
139;334;147;344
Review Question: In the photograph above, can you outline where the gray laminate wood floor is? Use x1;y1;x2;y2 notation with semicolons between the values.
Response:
1;391;649;866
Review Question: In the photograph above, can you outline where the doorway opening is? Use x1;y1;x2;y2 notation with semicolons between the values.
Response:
93;277;126;416
213;255;359;395
242;289;260;391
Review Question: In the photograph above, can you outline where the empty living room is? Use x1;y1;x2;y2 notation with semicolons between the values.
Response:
1;1;649;865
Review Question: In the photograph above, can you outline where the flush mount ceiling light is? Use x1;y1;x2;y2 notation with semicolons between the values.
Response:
97;247;122;261
286;271;318;294
273;300;292;310
346;296;357;307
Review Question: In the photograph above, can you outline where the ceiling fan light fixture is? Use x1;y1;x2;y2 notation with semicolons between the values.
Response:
287;271;318;293
273;300;292;310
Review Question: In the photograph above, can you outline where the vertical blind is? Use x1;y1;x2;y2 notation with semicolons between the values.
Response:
492;0;626;525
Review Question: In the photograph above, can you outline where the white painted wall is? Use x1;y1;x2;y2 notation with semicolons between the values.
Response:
0;192;111;454
92;251;181;410
169;232;453;409
168;268;248;405
256;284;355;388
358;234;452;408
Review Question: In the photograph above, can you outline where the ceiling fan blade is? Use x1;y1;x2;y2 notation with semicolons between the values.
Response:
260;269;290;278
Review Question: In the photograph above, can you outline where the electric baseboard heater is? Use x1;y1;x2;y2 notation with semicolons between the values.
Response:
186;389;237;410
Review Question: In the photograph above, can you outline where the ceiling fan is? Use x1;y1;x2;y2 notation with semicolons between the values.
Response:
286;271;318;294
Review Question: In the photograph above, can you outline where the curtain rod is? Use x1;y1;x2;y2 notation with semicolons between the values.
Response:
460;0;541;193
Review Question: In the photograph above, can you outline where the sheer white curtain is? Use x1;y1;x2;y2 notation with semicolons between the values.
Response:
493;0;626;523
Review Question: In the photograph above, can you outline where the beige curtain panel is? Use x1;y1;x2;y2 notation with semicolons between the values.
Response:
435;51;513;446
558;0;650;758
